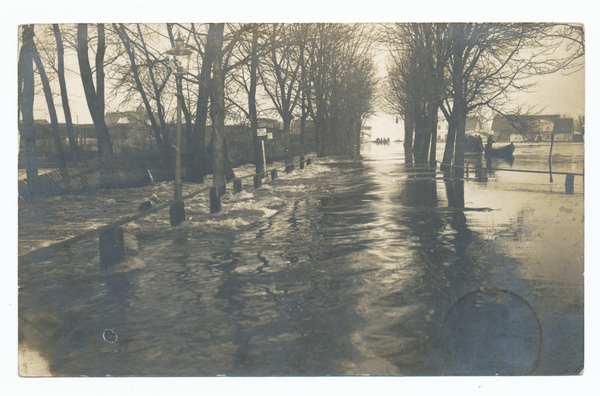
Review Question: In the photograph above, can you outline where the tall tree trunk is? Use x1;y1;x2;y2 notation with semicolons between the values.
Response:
77;23;112;156
418;105;434;164
315;121;323;157
96;24;106;113
300;89;306;161
53;24;79;157
451;50;466;178
441;116;457;173
440;100;455;173
249;24;263;175
32;42;66;168
404;109;414;164
299;28;307;161
454;101;468;178
209;23;226;188
18;25;38;182
356;119;361;156
282;113;293;165
428;103;439;168
189;28;216;181
412;104;428;163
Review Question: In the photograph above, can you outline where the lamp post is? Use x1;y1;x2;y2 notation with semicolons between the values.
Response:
166;34;191;227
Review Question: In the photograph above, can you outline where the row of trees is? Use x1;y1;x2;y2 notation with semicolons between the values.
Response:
18;23;379;187
381;23;584;173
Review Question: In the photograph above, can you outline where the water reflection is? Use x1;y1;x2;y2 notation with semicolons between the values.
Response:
368;163;547;375
442;287;542;375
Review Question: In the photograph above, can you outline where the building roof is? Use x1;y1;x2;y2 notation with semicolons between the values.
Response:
492;114;562;134
465;116;481;130
491;116;521;133
105;111;143;125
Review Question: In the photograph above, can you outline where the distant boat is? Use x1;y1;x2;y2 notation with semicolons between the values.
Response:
374;138;390;144
485;142;515;159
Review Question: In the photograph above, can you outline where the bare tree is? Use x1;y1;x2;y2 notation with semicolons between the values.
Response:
260;23;302;166
31;34;67;168
248;23;264;174
384;23;584;174
304;24;378;157
382;23;449;165
208;23;227;188
52;24;80;156
112;23;169;148
77;23;113;155
18;25;38;181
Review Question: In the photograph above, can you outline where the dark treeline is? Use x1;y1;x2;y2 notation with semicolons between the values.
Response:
18;23;379;187
18;23;582;184
381;23;583;174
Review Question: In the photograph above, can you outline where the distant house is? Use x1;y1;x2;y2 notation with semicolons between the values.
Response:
491;116;525;142
435;116;484;142
106;111;138;126
257;118;282;130
552;118;574;142
437;117;449;142
104;111;145;147
491;114;564;142
465;116;483;134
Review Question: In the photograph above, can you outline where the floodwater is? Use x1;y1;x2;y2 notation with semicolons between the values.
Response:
18;142;584;376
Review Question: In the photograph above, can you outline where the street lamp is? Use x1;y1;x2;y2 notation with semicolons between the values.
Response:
166;34;191;227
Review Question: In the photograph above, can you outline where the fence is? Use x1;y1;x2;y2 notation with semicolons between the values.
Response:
18;150;183;200
19;138;318;200
436;160;583;195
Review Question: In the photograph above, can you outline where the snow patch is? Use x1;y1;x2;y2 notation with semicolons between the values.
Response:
262;208;278;218
124;233;138;251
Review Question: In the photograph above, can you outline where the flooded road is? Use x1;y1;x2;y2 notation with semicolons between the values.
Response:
18;142;584;376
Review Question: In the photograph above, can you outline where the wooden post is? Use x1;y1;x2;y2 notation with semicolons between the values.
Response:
549;132;555;183
233;179;242;194
271;169;278;180
306;158;312;166
300;161;305;169
99;227;125;268
253;174;262;189
477;166;488;182
170;201;185;227
565;174;575;194
210;187;221;213
261;140;267;176
285;164;294;173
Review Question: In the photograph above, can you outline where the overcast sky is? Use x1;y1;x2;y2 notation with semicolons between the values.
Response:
27;23;584;143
